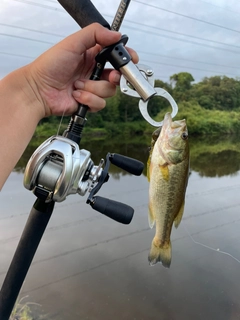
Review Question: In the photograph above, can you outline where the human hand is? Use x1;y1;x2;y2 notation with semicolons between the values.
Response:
26;23;138;118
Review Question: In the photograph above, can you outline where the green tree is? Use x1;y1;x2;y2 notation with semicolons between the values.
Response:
115;87;142;122
170;72;195;101
191;76;240;110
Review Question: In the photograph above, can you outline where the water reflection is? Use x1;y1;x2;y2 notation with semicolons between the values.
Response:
2;133;240;320
190;134;240;177
15;134;240;178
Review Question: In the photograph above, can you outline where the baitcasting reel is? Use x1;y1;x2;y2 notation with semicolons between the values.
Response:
24;135;144;224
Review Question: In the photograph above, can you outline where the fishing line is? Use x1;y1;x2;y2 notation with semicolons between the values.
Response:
56;107;67;136
182;222;240;265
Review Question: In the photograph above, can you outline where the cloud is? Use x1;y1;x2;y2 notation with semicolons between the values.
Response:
1;0;240;82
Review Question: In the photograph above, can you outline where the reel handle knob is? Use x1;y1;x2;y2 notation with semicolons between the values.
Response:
90;196;134;225
110;153;144;176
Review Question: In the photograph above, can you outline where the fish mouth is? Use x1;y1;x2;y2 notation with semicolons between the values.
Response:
163;112;186;130
162;113;188;151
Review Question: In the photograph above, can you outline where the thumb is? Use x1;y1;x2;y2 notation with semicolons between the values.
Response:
61;23;122;54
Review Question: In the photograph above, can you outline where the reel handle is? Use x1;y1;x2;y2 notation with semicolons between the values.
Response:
110;153;144;176
90;196;134;224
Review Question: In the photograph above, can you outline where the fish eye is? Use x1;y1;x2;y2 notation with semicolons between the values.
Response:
181;132;188;140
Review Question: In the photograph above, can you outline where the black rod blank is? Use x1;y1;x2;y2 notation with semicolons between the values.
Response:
0;200;54;320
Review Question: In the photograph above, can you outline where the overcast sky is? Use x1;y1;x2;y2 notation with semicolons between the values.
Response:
1;0;240;83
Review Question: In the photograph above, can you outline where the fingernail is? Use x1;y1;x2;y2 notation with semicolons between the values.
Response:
73;90;81;98
75;80;84;89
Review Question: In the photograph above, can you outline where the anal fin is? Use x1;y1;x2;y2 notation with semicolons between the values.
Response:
174;200;185;228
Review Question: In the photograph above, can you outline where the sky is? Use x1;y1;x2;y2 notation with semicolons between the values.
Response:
1;0;240;84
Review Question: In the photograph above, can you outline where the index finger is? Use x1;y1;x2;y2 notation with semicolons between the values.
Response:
125;47;139;64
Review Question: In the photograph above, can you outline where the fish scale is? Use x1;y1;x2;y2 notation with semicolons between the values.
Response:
155;166;182;242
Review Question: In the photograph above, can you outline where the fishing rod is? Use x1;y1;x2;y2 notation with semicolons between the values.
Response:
0;1;139;319
0;0;179;318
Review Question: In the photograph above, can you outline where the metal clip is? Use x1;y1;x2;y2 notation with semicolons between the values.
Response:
120;64;155;98
139;88;178;127
120;64;178;127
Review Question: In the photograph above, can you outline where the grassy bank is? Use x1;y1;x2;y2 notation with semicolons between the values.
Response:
34;120;151;139
154;101;240;135
177;101;240;135
34;101;240;139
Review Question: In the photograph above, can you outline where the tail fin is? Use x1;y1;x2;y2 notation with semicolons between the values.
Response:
148;239;172;268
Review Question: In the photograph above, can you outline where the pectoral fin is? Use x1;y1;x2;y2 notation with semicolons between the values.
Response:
159;164;169;181
147;158;151;182
174;200;185;228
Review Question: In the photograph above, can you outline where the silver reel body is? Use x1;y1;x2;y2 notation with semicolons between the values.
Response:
24;135;101;202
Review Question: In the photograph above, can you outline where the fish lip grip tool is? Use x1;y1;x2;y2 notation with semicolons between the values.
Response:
96;35;178;127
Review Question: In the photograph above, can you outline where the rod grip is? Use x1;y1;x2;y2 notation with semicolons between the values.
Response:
57;0;110;28
90;196;134;224
110;153;144;176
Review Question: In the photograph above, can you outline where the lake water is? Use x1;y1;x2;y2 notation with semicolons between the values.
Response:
1;134;240;319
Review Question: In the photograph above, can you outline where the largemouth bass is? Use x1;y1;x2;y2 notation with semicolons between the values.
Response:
148;112;189;267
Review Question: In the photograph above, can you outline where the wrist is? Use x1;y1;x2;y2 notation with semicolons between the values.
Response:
0;66;46;187
20;64;46;121
0;66;45;124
